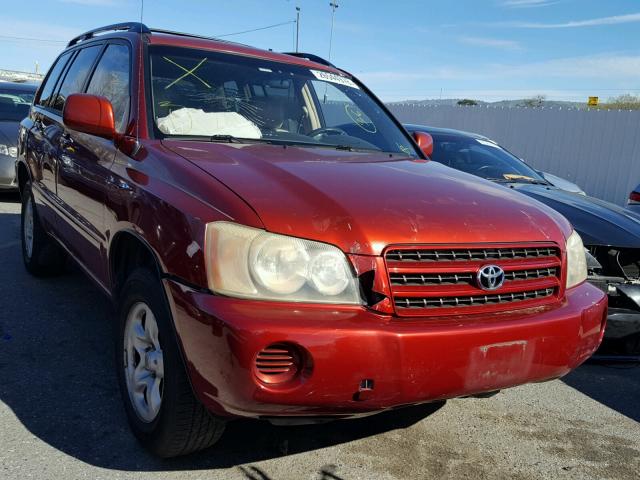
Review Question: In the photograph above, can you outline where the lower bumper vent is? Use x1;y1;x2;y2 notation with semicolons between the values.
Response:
255;344;300;384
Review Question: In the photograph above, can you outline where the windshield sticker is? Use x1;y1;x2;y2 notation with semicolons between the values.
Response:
475;138;500;148
310;69;360;89
345;104;377;133
163;57;211;89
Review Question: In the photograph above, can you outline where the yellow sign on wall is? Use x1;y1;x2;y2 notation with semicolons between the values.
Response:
588;96;599;106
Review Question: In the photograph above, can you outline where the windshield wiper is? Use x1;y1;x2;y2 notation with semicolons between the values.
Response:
487;177;550;185
257;138;360;151
528;179;551;185
165;134;262;144
333;144;355;151
209;134;247;144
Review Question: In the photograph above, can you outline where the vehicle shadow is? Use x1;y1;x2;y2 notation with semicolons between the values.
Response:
0;209;443;474
561;361;640;422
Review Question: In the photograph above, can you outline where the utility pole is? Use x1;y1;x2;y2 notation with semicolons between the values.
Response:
295;6;300;52
328;1;339;60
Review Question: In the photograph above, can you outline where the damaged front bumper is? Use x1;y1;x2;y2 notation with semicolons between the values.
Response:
166;279;606;419
588;276;640;353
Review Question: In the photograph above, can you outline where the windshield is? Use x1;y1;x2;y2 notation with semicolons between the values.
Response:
149;46;417;156
0;87;35;122
430;134;547;183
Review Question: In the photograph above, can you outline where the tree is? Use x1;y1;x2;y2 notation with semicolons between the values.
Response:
521;95;546;108
457;99;478;106
599;94;640;110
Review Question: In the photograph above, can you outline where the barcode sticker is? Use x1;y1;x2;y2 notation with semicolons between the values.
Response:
310;69;360;89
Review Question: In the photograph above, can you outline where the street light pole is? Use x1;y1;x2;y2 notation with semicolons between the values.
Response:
295;6;300;52
328;1;339;60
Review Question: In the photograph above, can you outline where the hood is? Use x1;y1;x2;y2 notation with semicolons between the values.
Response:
163;141;571;255
0;121;18;146
512;184;640;248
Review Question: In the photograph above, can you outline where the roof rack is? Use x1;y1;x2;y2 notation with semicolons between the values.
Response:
282;52;336;68
67;22;150;47
66;24;333;67
149;28;239;45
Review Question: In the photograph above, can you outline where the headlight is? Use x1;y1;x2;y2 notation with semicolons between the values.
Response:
566;230;587;289
0;144;17;158
204;222;362;304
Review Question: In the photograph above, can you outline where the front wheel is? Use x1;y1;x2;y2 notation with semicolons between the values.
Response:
115;268;225;457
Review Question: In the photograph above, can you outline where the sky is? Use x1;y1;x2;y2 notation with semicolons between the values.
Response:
1;0;639;102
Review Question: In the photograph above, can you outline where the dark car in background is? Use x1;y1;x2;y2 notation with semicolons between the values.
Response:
0;82;38;190
405;124;640;354
629;186;640;214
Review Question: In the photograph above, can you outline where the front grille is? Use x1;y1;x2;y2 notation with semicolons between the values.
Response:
386;246;557;263
396;288;555;309
390;267;558;286
385;244;562;317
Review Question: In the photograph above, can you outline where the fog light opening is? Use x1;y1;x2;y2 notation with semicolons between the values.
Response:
254;343;309;385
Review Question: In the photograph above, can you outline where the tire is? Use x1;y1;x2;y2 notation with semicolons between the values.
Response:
115;268;225;457
21;181;66;276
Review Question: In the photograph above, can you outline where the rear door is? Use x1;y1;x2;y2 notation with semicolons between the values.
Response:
56;42;131;287
41;44;104;281
26;50;73;229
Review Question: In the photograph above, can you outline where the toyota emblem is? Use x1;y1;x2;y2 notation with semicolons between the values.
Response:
477;265;505;291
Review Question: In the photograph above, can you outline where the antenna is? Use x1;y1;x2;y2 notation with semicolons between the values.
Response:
328;1;339;61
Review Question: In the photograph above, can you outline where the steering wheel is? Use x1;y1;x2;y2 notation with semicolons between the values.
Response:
308;127;347;140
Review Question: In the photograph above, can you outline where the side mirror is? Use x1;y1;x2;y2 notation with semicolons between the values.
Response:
63;93;115;139
412;131;433;157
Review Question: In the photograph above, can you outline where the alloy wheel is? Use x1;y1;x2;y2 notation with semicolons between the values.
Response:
123;302;165;423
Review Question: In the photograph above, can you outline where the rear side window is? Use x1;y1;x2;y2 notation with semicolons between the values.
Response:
50;45;102;112
86;44;131;132
37;52;72;107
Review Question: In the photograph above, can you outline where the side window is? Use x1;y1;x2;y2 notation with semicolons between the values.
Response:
86;44;131;132
36;52;72;107
310;80;369;128
50;45;102;113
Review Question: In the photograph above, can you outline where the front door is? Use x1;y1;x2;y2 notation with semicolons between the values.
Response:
56;42;131;287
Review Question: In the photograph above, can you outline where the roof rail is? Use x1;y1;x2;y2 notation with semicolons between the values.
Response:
149;28;241;45
67;22;150;47
282;52;336;68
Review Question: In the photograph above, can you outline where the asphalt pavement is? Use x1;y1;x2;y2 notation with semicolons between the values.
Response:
1;191;639;480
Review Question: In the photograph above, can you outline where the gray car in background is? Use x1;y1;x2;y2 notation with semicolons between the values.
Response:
0;82;38;190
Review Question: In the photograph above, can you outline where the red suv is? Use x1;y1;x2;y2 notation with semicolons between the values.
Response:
17;23;607;457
